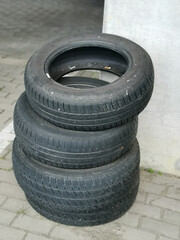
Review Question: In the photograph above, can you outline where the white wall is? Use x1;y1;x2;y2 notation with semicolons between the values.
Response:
103;0;180;176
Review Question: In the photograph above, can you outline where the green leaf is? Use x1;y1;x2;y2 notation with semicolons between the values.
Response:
148;168;155;174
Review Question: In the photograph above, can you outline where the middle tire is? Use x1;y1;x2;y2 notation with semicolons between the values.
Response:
14;92;138;169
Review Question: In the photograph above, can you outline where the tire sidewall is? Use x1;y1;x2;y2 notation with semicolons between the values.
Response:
25;33;153;105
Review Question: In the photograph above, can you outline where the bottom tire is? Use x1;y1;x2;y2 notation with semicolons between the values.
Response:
26;184;138;226
13;138;140;226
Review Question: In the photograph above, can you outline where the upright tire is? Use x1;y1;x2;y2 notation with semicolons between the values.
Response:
24;33;154;130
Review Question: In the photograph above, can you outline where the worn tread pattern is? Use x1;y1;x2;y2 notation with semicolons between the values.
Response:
24;33;154;131
25;182;138;226
13;139;140;225
14;93;138;169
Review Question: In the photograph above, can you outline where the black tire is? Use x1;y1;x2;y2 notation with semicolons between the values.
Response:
14;93;138;169
25;33;154;131
25;184;138;226
12;138;140;226
59;76;109;89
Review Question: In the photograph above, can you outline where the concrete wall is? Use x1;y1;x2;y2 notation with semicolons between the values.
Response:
103;0;180;176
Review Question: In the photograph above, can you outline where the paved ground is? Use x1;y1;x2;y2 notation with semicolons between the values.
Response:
0;1;180;240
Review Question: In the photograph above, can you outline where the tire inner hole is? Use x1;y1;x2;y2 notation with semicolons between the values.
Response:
48;46;129;89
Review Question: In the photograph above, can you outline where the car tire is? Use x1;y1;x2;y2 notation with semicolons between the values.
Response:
13;138;140;226
24;33;154;130
14;93;138;169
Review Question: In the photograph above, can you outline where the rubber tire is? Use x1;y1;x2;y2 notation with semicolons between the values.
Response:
59;76;109;89
25;33;154;131
13;138;140;226
14;93;138;169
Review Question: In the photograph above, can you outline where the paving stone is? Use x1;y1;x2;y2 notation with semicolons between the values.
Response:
11;129;15;134
86;221;123;240
0;122;12;132
0;140;11;150
136;191;147;203
0;208;16;225
0;97;16;105
51;221;121;240
1;197;42;219
12;215;54;235
50;226;93;240
0;76;14;83
25;233;50;240
0;225;25;240
0;111;13;127
0;159;13;170
4;93;23;101
5;91;19;99
0;194;6;205
89;230;119;240
1;121;14;133
0;86;17;94
152;175;180;187
0;170;17;185
3;148;13;161
163;209;180;225
147;195;180;213
0;148;10;159
139;182;166;195
159;236;175;240
0;79;19;87
114;225;156;240
2;197;29;212
130;202;161;219
115;212;139;227
166;186;180;200
0;91;9;98
0;57;26;66
13;85;25;95
140;170;154;183
0;182;26;200
141;217;179;239
0;132;15;141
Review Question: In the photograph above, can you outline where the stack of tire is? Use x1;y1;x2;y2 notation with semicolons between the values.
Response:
13;34;154;226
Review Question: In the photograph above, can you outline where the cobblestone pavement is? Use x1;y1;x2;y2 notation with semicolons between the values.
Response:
0;1;180;240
